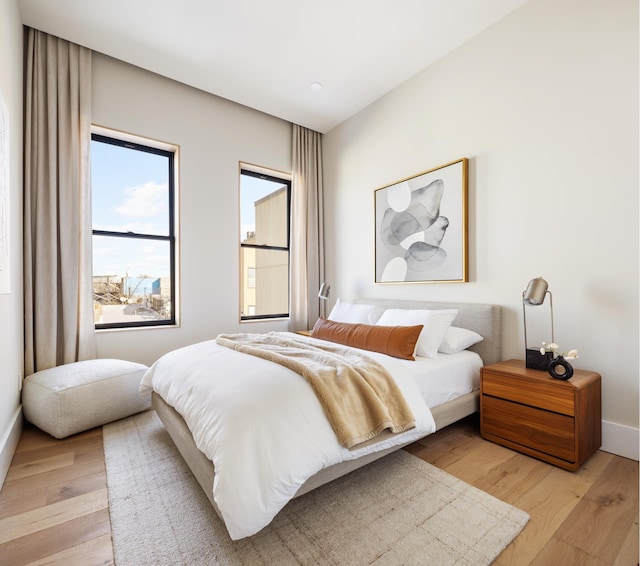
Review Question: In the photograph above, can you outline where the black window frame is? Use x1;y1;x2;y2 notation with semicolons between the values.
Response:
91;132;177;330
240;168;291;321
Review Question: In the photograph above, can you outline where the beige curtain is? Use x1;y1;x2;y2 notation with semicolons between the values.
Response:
289;125;325;331
24;29;95;375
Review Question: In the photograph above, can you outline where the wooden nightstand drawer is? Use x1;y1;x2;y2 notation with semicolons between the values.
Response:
482;370;575;416
480;360;601;471
482;396;576;463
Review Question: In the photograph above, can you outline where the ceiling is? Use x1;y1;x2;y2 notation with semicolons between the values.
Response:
18;0;528;133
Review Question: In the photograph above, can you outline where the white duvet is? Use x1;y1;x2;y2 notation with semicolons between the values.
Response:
139;333;436;540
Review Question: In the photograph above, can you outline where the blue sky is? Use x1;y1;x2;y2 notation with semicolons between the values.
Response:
91;140;170;279
91;141;284;280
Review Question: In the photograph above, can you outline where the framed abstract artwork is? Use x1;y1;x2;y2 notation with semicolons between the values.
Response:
374;158;468;284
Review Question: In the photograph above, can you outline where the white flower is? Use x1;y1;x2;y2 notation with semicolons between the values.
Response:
540;342;578;360
565;349;579;360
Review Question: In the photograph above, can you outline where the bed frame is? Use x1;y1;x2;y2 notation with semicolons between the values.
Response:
152;299;501;518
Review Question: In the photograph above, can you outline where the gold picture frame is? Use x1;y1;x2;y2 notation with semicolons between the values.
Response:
374;158;468;284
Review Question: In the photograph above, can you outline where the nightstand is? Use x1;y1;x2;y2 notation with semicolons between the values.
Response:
480;359;601;471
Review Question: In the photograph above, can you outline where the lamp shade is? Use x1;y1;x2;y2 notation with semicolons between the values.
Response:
523;277;549;306
318;282;331;300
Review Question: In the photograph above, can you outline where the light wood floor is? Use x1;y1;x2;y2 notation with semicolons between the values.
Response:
1;414;637;566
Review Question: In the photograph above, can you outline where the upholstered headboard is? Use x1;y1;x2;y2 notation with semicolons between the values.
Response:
353;298;502;366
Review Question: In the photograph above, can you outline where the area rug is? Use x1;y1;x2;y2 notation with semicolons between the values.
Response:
103;410;529;566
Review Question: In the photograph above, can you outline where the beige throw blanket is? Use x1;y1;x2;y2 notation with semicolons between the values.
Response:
215;332;416;449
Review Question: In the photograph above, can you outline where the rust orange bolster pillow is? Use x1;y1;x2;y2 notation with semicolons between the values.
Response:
310;317;423;360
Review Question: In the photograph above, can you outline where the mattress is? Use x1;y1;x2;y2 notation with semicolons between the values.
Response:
402;350;483;408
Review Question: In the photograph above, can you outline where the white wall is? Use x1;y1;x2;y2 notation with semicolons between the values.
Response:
0;0;24;485
323;0;639;458
91;54;292;366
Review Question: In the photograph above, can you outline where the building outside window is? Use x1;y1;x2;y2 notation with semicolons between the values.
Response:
239;167;291;320
91;130;177;329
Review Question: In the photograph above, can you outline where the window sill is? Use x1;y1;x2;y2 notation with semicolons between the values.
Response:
95;323;179;333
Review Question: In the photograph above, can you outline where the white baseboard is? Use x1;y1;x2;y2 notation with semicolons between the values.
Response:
601;419;639;461
0;405;23;488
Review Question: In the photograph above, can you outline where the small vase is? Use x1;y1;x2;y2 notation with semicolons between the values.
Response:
548;356;574;380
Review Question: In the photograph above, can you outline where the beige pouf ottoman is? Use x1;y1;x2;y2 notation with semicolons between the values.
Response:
23;359;150;439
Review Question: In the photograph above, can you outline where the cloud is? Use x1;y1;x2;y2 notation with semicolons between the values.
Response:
116;181;168;218
92;237;169;278
96;221;158;234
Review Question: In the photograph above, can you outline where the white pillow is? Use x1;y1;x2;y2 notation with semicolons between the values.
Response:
375;308;458;358
438;326;483;354
327;299;386;325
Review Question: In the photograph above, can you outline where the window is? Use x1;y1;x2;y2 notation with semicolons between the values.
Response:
91;131;176;329
240;168;291;320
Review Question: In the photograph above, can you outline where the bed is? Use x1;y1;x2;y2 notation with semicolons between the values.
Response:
142;298;501;540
